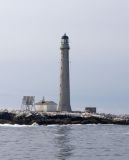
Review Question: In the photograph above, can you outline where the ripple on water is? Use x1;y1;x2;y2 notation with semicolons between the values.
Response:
0;124;129;160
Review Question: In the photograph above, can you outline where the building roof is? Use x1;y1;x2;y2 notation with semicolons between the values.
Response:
35;101;57;105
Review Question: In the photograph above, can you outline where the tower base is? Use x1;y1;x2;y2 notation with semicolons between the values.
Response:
57;105;72;112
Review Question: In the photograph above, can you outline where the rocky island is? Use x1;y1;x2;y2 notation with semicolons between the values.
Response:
0;110;129;125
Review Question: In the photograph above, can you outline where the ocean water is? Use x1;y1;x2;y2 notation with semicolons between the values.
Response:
0;124;129;160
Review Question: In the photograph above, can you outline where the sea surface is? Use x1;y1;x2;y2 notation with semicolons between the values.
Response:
0;124;129;160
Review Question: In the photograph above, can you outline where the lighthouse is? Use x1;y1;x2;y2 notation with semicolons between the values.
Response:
58;34;72;112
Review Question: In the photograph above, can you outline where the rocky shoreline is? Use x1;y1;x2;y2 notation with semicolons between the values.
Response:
0;110;129;125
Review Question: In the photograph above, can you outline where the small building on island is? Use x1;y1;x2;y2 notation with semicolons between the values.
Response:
35;99;57;112
85;107;96;113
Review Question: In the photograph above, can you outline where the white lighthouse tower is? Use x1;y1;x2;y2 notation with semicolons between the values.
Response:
58;34;72;112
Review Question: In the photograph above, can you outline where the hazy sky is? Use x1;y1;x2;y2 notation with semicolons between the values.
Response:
0;0;129;113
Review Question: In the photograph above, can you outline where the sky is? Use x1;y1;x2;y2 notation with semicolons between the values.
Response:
0;0;129;114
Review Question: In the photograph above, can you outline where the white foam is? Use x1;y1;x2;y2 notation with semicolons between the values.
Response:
31;122;39;126
47;124;59;127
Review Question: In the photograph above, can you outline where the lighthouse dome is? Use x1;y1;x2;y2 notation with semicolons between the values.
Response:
61;34;69;39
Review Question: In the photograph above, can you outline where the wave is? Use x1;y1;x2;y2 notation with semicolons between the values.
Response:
0;123;39;127
0;123;117;128
123;132;129;135
47;124;59;127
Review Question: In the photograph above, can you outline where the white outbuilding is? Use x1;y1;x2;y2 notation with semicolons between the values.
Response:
35;100;57;112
